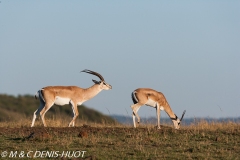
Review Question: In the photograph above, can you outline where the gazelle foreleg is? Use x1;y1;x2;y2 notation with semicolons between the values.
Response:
68;102;79;127
156;104;161;129
131;104;142;128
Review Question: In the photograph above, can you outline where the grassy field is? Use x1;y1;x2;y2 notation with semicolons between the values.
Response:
0;119;239;160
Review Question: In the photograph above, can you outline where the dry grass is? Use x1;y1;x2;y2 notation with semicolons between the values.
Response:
0;118;239;160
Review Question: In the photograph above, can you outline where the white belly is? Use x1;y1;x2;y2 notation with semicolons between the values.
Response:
54;96;70;105
145;99;165;110
145;99;157;107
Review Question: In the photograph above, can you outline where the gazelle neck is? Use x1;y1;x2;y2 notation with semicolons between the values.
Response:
164;104;180;129
83;84;102;101
163;103;176;120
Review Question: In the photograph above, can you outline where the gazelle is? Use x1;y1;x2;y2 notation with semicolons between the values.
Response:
130;88;186;129
31;69;112;127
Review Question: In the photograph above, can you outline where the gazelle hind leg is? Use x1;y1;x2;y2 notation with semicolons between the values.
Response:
31;109;38;127
40;102;54;127
31;99;45;127
131;103;142;128
132;113;136;128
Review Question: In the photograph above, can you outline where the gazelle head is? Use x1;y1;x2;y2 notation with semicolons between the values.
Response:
172;110;186;129
81;69;112;90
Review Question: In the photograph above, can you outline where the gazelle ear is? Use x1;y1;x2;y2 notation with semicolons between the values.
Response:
92;79;100;84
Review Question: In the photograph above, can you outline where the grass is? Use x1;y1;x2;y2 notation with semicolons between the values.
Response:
0;118;239;160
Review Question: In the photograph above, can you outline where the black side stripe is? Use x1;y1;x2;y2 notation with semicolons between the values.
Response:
39;89;45;102
131;91;138;104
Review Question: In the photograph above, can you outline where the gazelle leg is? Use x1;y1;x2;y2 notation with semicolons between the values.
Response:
131;104;142;128
40;102;54;127
31;109;38;127
132;113;136;128
68;104;75;127
31;99;45;127
156;105;161;129
68;102;79;127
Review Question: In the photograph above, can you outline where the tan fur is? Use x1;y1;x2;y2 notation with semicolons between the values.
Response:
31;71;112;127
131;88;181;129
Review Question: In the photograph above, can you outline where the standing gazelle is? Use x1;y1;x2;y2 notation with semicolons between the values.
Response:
131;88;186;129
31;69;112;127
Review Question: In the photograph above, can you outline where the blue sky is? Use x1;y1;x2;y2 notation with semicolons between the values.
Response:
0;1;239;119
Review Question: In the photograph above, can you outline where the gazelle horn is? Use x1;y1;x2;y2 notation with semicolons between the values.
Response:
81;69;105;81
180;110;186;121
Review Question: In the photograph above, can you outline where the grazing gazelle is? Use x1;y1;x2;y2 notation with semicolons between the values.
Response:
131;88;186;129
31;69;112;127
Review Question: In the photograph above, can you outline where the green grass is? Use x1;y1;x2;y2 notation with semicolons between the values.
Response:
0;119;239;160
